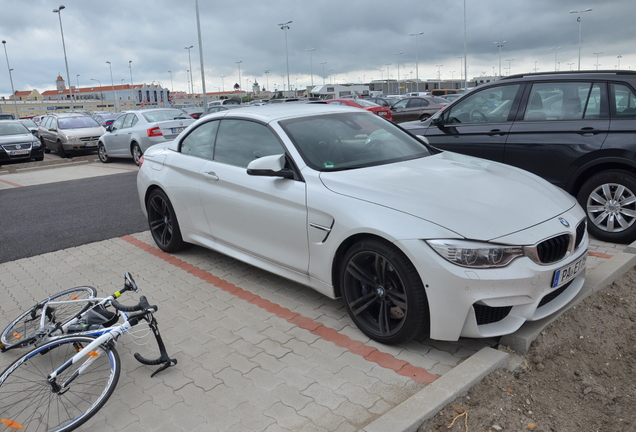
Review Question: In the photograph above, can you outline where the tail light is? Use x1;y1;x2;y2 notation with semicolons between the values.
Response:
147;127;163;137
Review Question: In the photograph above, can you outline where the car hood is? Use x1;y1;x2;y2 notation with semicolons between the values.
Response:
319;152;577;241
0;134;35;144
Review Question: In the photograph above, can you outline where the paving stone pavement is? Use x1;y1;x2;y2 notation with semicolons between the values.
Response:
0;231;495;432
0;157;624;431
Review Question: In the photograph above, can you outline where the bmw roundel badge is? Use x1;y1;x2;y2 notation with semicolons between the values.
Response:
559;217;570;227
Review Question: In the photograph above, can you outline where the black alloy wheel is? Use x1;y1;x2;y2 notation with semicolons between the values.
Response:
340;239;429;344
147;189;187;253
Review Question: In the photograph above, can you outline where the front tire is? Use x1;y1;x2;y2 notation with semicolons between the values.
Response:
0;335;120;432
1;286;97;350
147;189;188;252
42;137;51;153
577;170;636;243
340;238;429;344
57;140;68;158
98;142;112;163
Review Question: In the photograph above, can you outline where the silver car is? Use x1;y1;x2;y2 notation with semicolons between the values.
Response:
97;108;195;165
38;114;105;158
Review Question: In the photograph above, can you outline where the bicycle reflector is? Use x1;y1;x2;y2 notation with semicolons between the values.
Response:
1;418;24;429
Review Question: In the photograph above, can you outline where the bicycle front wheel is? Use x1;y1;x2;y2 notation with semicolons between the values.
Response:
0;335;120;432
1;286;97;350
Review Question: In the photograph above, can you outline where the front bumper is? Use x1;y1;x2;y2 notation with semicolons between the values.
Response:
397;212;589;341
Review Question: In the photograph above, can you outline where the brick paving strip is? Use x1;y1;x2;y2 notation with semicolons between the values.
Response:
122;235;439;385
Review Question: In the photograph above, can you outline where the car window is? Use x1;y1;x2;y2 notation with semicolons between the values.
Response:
392;99;409;109
142;109;189;122
58;116;100;129
180;120;219;160
213;119;285;168
444;84;520;124
122;114;136;128
0;122;29;136
111;115;125;131
281;112;431;171
612;83;636;118
523;82;598;121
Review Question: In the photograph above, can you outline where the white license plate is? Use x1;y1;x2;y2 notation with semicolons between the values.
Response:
10;150;30;156
378;111;388;116
84;141;98;147
552;253;587;288
171;127;185;134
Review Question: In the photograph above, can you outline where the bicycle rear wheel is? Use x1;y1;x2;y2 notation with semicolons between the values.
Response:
0;335;120;432
1;286;97;350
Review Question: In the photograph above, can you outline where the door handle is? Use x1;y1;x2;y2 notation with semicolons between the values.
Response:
578;127;597;135
487;129;506;136
203;171;219;181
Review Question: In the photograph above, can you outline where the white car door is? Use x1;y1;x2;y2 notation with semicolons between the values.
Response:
193;118;310;273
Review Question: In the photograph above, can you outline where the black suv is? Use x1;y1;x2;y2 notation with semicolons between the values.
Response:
402;71;636;244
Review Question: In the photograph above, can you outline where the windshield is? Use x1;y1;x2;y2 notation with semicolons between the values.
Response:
142;109;190;122
280;112;431;171
58;116;101;129
0;122;30;136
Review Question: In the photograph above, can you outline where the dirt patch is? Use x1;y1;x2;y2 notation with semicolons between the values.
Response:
418;267;636;432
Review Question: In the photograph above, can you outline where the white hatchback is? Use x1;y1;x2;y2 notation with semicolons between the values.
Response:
137;104;588;344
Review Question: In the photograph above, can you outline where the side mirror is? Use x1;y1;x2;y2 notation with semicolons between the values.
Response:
247;154;294;179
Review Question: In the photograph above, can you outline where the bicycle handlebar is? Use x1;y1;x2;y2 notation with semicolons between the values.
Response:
110;296;157;313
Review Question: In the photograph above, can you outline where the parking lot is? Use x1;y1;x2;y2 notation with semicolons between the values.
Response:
0;156;631;431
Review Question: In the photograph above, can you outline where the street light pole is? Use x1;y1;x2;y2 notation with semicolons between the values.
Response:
129;61;134;106
2;40;19;118
195;0;208;109
278;21;292;96
394;52;403;94
494;41;507;77
220;76;225;92
185;45;194;95
570;8;593;71
385;64;391;95
168;71;173;93
594;52;603;70
306;48;315;87
410;32;423;92
106;61;117;110
617;55;623;70
53;5;74;111
236;61;242;95
264;70;269;91
320;62;327;85
506;58;514;76
551;47;561;71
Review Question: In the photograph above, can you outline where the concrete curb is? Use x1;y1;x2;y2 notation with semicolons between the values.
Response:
0;159;94;175
500;239;636;353
362;347;509;432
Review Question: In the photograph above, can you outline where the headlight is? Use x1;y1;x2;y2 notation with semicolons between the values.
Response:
66;135;80;143
426;239;524;268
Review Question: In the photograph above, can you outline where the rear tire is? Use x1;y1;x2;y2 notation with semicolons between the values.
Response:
0;335;120;432
147;189;188;252
1;286;97;350
577;170;636;243
419;114;431;121
132;143;142;166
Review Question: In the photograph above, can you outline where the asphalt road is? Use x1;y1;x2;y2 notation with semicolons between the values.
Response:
0;171;148;263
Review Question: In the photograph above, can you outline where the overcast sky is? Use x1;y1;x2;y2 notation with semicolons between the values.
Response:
1;0;634;98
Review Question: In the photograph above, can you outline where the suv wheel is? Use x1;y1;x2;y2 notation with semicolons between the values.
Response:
577;170;636;243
